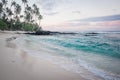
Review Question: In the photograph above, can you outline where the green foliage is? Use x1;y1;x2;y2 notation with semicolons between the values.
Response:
0;19;8;30
13;21;23;30
0;0;43;31
32;23;40;31
22;23;33;31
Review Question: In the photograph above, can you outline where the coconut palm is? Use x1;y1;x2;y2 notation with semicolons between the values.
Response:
25;11;31;23
21;0;28;28
1;0;8;8
0;2;3;18
32;4;37;10
6;7;13;29
22;0;27;6
14;4;21;22
22;0;28;14
37;14;42;31
6;7;13;20
11;1;17;14
32;4;37;22
1;0;8;19
10;0;16;21
38;14;42;27
25;5;32;23
11;0;16;7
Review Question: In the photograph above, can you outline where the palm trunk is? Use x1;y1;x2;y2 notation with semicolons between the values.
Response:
10;2;12;30
23;3;26;30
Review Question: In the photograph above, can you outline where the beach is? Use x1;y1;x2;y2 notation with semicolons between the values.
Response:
0;31;86;80
0;31;119;80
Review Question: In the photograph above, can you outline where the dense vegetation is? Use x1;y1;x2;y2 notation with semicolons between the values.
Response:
0;0;42;31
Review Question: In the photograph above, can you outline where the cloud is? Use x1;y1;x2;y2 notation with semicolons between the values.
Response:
36;0;71;11
74;14;120;22
43;12;59;16
95;20;120;27
72;11;81;14
36;0;57;10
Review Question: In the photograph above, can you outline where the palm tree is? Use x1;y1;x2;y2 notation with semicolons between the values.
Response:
11;1;16;17
32;4;37;23
6;7;13;29
37;14;42;31
14;4;21;22
11;1;17;13
6;7;13;20
21;0;28;28
0;2;3;18
25;11;31;23
1;0;8;8
11;1;16;7
25;5;32;23
38;14;42;27
21;0;28;17
22;0;27;7
1;0;8;19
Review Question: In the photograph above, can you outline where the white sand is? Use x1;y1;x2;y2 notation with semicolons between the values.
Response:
0;31;86;80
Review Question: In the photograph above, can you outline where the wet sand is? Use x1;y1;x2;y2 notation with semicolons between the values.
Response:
0;31;85;80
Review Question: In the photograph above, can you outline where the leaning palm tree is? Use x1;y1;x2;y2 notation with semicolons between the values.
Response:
37;14;42;31
1;0;8;8
1;0;8;19
22;0;28;16
22;0;27;7
21;0;28;28
25;11;31;23
25;5;32;23
11;0;16;12
14;4;21;22
6;7;13;20
38;14;42;27
32;4;37;23
6;7;13;29
11;0;16;7
0;2;3;18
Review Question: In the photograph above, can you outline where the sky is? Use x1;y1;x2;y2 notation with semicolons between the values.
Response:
11;0;120;32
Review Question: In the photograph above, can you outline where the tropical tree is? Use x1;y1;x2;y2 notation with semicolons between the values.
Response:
11;0;16;6
11;1;16;19
22;0;28;16
21;0;28;28
24;10;31;23
25;5;32;23
32;4;37;23
38;14;42;27
6;7;13;20
37;15;42;31
14;4;21;22
6;7;13;29
0;0;42;31
1;0;8;19
0;2;3;18
1;0;8;8
22;0;27;7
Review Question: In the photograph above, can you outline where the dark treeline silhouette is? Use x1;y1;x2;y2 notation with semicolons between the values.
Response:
0;0;42;31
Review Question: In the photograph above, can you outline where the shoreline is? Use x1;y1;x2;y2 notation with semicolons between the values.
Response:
0;31;86;80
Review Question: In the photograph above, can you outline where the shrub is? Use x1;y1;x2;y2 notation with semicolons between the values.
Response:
0;20;8;30
14;21;23;30
22;23;33;31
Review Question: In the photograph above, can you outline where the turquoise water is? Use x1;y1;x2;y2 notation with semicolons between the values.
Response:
16;32;120;80
38;33;120;59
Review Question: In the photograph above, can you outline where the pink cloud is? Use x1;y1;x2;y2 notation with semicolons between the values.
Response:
43;20;120;31
95;20;120;27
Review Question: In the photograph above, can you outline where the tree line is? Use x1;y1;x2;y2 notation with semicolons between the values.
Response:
0;0;43;31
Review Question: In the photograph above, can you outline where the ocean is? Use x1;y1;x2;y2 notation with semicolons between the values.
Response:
16;32;120;80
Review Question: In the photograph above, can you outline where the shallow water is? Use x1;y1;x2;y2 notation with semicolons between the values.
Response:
16;32;120;80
